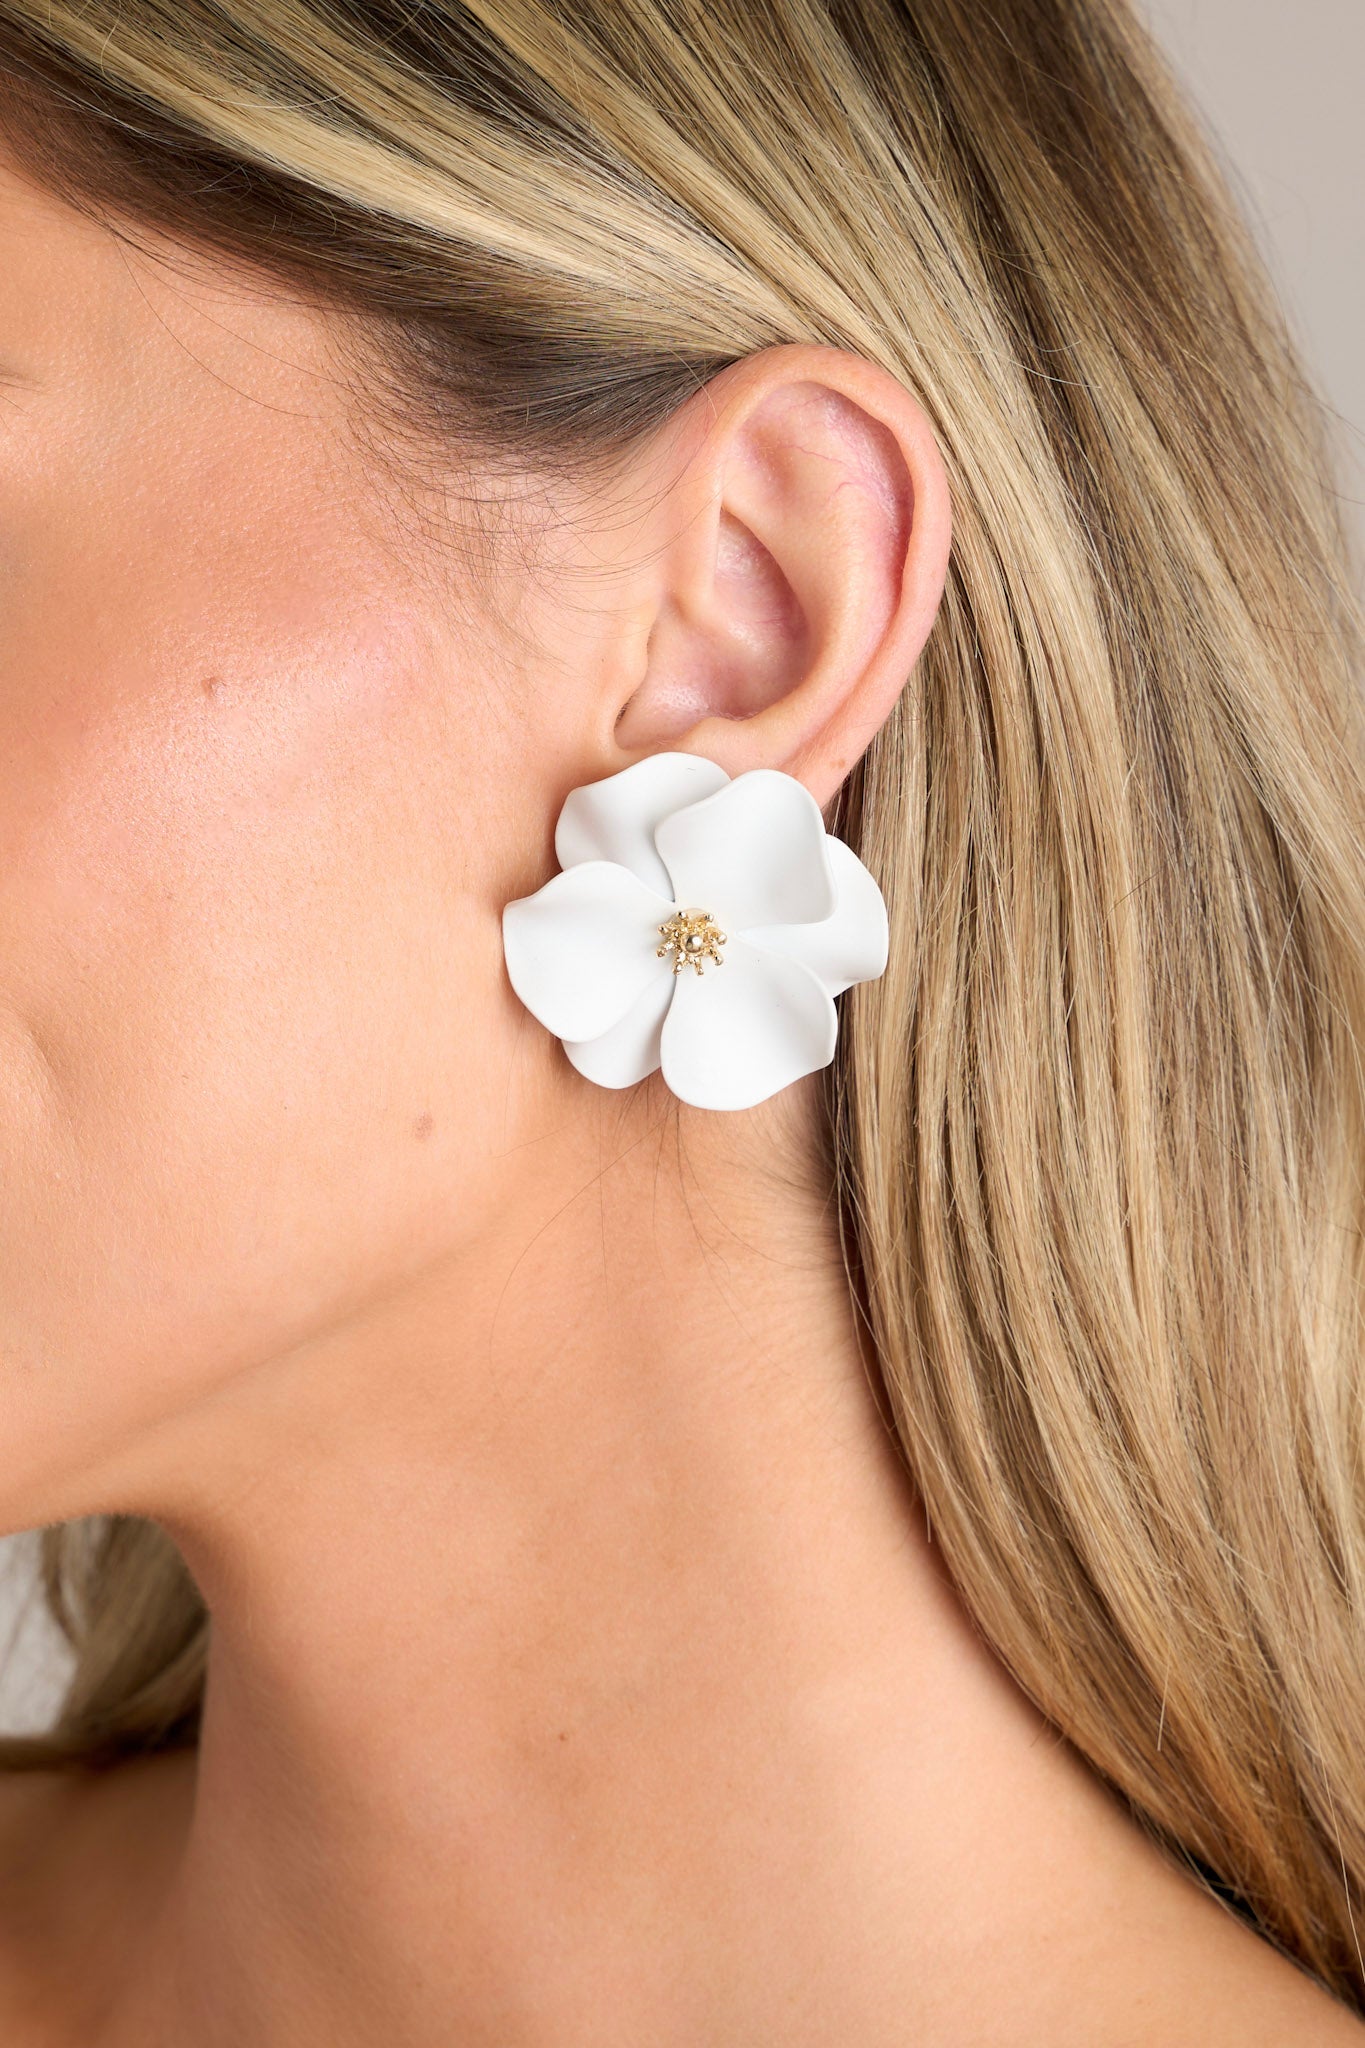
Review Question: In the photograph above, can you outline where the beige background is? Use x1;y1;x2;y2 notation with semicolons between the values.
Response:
1144;0;1363;535
0;0;1361;1731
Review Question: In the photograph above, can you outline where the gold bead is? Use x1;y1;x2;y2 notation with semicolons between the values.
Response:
655;907;727;978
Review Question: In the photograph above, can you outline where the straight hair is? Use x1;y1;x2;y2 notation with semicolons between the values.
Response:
1;0;1363;2009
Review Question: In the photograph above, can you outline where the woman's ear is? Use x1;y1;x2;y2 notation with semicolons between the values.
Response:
609;343;952;804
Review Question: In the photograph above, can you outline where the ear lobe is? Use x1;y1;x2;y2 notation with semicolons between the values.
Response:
610;345;951;806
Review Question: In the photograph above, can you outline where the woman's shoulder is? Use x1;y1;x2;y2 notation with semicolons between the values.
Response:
1139;1907;1365;2045
1038;1820;1365;2048
0;1747;1358;2045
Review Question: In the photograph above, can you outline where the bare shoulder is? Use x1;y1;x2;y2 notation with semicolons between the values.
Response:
0;1749;196;2044
1089;1846;1365;2047
1000;1749;1365;2048
1189;1922;1365;2045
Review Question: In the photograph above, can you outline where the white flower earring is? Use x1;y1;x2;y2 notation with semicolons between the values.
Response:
501;753;888;1111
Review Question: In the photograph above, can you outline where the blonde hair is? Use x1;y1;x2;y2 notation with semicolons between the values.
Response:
2;0;1363;2009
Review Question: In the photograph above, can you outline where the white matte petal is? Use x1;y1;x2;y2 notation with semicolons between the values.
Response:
503;861;673;1043
654;770;836;932
555;753;730;898
741;838;889;997
564;971;674;1088
659;937;837;1111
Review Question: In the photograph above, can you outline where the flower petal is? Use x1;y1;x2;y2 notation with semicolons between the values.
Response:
564;972;674;1088
659;936;837;1111
654;770;836;932
740;838;889;997
503;861;674;1043
555;753;730;899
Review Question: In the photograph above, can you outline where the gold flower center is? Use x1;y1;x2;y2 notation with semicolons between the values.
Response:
656;908;728;977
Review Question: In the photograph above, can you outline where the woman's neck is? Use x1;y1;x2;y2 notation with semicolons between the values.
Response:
92;1092;1276;2046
